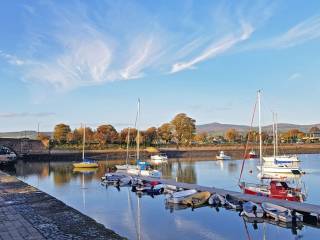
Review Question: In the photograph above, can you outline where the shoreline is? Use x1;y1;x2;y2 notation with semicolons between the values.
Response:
20;143;320;162
0;170;126;240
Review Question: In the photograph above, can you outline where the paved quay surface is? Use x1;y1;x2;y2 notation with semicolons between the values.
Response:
0;171;125;240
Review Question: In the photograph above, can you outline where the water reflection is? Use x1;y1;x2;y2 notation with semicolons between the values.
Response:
11;155;320;240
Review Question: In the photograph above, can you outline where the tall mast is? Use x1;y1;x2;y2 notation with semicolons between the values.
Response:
126;127;131;165
275;113;278;156
272;112;276;158
82;124;85;160
136;99;140;161
258;90;263;171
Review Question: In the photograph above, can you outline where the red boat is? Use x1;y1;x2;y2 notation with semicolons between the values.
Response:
239;180;306;202
245;150;258;159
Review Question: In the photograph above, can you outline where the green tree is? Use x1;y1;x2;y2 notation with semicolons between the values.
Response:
171;113;196;146
158;123;173;144
53;124;71;143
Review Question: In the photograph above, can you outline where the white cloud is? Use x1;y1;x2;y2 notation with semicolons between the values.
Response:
170;23;254;73
0;51;25;66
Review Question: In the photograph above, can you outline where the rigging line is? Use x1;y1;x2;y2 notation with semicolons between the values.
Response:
238;92;258;184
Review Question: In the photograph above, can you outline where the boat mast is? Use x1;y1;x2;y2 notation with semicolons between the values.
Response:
258;90;263;173
137;99;140;161
82;124;86;160
272;112;276;159
275;113;279;156
126;127;131;165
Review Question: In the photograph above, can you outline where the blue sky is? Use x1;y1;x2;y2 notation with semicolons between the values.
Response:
0;0;320;132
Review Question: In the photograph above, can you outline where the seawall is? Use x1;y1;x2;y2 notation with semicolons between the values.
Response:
0;170;126;240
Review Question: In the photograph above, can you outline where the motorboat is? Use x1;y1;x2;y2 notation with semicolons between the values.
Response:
115;164;137;170
216;151;231;160
241;201;264;218
224;194;243;210
239;180;306;202
127;161;162;178
261;202;302;223
0;146;17;165
245;150;258;159
102;173;132;186
166;189;197;204
180;191;211;207
263;155;300;163
208;193;226;206
150;153;168;164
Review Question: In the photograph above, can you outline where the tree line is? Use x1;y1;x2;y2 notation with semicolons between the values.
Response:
38;114;320;149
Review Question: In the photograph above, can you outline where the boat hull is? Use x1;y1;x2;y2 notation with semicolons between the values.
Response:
73;162;98;168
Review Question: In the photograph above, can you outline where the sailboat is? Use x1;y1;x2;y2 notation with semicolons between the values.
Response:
73;124;98;168
126;99;162;178
116;127;137;170
257;111;302;174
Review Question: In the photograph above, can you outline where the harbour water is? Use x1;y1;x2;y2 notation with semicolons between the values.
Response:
11;154;320;239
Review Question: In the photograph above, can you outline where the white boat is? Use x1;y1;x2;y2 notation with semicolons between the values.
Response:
261;202;302;223
166;189;197;204
254;92;302;174
150;153;168;163
125;99;162;178
208;193;226;206
116;127;137;170
241;201;264;218
216;151;231;160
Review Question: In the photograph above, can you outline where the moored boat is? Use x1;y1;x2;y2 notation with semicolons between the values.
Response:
73;158;98;168
241;201;264;218
181;191;211;207
239;180;306;202
216;151;231;160
208;193;226;206
166;189;197;204
261;202;302;223
150;153;168;164
225;194;243;210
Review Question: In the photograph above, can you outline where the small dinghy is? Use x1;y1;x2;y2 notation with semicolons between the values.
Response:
261;202;302;223
241;201;264;218
208;193;226;206
102;173;132;186
166;189;197;204
225;194;243;210
181;191;211;207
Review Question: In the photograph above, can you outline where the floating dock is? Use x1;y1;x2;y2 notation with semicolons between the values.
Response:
122;173;320;220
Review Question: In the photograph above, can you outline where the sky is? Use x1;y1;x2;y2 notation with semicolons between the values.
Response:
0;0;320;132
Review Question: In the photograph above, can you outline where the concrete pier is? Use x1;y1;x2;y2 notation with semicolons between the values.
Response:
0;171;125;240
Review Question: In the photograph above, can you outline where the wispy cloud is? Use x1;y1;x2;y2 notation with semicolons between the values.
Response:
0;112;55;118
288;72;302;81
170;23;254;73
247;15;320;50
0;50;25;66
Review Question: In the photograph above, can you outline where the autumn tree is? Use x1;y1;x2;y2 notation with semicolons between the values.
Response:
144;127;157;146
158;123;173;144
194;132;208;144
119;128;138;145
37;133;50;147
95;124;118;145
225;128;238;143
171;113;196;146
53;124;71;143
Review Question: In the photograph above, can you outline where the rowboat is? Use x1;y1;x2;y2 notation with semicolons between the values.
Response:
241;201;264;218
208;193;226;206
181;191;211;207
166;189;197;204
261;202;302;223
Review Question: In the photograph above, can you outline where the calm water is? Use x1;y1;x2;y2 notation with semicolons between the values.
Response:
11;154;320;240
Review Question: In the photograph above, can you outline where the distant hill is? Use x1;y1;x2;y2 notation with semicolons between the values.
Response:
197;122;320;135
0;131;52;139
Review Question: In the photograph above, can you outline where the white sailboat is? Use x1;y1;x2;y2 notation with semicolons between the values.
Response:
256;92;302;174
126;99;162;178
116;127;137;170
